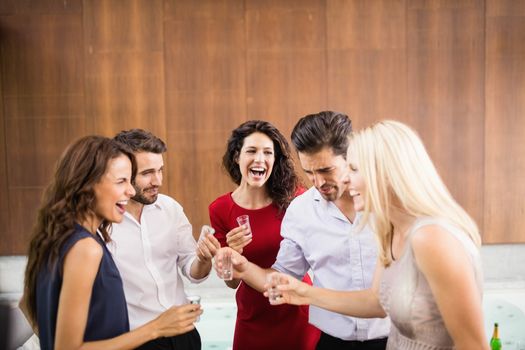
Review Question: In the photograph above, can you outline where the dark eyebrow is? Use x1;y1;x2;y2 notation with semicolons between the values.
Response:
302;166;334;173
140;167;162;174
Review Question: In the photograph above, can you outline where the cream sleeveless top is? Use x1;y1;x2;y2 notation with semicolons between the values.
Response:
379;217;483;350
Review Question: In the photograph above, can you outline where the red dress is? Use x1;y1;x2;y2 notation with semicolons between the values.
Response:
209;193;320;350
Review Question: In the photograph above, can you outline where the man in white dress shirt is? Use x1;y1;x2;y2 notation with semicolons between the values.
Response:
226;111;390;349
111;129;220;350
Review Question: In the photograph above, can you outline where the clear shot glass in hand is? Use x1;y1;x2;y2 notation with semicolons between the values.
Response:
236;215;253;239
186;295;201;322
219;249;233;281
200;225;215;240
266;272;281;304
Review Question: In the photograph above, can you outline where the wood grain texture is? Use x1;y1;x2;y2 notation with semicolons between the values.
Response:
166;130;236;240
407;0;485;229
164;2;247;232
246;0;327;134
0;0;82;15
7;188;45;253
484;0;525;243
326;0;407;129
0;15;84;98
83;0;166;139
0;11;86;254
1;0;525;255
4;118;87;187
0;62;9;254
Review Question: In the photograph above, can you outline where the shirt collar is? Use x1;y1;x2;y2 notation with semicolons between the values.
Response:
312;187;363;225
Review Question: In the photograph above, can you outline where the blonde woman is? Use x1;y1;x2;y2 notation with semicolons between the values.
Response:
264;120;488;350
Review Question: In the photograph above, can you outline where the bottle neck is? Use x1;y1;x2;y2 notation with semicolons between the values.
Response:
492;325;499;339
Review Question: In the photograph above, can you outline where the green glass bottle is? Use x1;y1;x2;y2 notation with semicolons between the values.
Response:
490;322;502;350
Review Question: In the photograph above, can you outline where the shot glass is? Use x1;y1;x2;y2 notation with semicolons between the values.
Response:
200;225;215;240
219;249;233;281
186;295;201;322
266;272;281;304
236;215;253;239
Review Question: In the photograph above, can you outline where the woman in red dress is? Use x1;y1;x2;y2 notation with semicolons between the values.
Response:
209;120;320;350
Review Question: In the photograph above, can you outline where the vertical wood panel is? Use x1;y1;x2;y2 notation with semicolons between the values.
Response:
164;0;246;235
245;0;327;138
83;0;166;138
0;11;85;253
407;0;485;229
484;0;525;243
0;62;9;254
1;0;525;255
326;0;407;129
7;189;44;254
0;0;82;15
5;119;87;187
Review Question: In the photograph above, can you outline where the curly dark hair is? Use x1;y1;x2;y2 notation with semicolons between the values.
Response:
23;136;136;326
291;111;352;157
223;120;300;212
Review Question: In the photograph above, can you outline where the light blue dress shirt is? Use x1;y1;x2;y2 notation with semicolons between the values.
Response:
272;187;390;341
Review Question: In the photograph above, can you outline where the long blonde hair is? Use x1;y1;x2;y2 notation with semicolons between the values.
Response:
348;120;481;267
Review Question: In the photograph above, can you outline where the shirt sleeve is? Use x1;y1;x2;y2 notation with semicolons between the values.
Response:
172;202;208;283
271;204;310;280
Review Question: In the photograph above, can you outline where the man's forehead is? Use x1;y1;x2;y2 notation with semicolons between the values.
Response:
135;152;164;168
298;148;345;170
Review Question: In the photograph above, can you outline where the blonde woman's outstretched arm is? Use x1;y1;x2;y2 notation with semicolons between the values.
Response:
265;263;386;318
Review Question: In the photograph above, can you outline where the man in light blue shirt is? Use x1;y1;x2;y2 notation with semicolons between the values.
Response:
228;111;390;349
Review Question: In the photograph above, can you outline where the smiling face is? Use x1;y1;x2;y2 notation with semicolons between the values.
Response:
93;154;136;224
298;147;349;202
131;152;164;205
237;132;275;188
347;151;365;212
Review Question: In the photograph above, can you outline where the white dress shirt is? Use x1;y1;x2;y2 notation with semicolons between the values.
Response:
272;187;390;341
108;194;207;330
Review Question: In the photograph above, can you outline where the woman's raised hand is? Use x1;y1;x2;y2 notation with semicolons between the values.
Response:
225;226;252;254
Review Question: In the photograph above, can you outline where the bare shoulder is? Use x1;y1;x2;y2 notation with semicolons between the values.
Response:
411;224;470;269
64;237;103;266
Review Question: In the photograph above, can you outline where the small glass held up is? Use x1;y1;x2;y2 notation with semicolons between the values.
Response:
186;295;201;322
200;225;215;240
236;214;253;239
266;272;281;304
218;249;233;281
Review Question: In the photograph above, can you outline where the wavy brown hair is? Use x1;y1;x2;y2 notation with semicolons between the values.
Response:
223;120;300;212
22;136;136;326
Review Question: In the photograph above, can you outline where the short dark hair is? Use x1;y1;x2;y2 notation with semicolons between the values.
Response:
291;111;352;157
223;120;300;212
114;129;167;154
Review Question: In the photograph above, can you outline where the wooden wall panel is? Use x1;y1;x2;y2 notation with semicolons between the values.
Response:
0;0;82;15
326;0;407;129
7;189;44;255
164;0;246;237
1;15;84;102
83;0;166;139
407;0;485;229
484;0;525;243
0;59;9;254
245;0;327;138
5;119;87;187
1;0;525;254
0;11;85;253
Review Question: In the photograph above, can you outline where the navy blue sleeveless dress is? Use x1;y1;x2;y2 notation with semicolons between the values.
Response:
36;224;129;350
